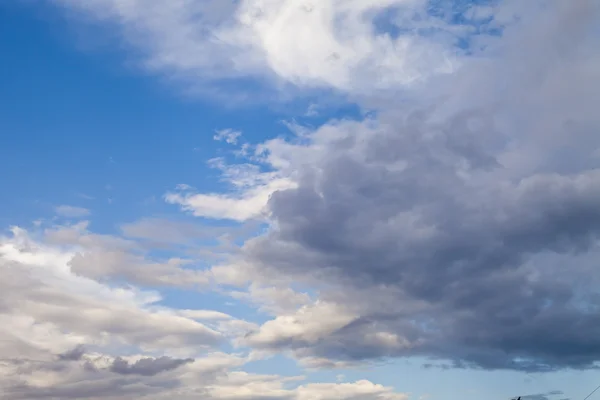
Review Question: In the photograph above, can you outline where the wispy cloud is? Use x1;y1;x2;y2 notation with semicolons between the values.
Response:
214;128;242;145
55;205;91;218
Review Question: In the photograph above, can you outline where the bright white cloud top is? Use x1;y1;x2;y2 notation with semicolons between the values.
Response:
2;0;600;399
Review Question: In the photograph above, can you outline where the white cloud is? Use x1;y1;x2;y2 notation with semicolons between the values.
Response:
296;380;408;400
49;0;486;97
165;159;296;221
246;301;356;347
164;181;288;221
40;222;212;288
230;284;312;315
0;225;410;398
178;310;233;321
214;129;242;145
0;227;221;359
305;103;319;117
55;205;91;218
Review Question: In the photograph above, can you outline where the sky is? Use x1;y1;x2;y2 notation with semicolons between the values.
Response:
1;0;599;399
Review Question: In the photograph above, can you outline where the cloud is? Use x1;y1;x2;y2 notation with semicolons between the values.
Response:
520;391;567;400
48;0;504;99
38;222;213;288
54;205;91;218
0;350;407;400
178;309;233;321
202;373;406;400
214;129;242;145
0;225;408;399
296;380;408;400
184;0;600;372
119;217;260;266
165;159;296;221
58;345;86;361
0;226;221;359
245;301;356;348
229;284;312;316
0;352;227;399
109;356;193;376
164;181;293;221
23;0;600;385
305;103;319;117
120;218;209;244
120;217;235;246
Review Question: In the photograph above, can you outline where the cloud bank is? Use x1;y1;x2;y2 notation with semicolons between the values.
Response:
159;0;600;372
0;225;409;399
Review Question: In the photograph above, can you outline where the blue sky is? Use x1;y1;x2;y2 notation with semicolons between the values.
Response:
2;3;276;227
1;1;600;399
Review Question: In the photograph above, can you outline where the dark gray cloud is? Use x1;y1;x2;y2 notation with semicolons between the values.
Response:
241;1;600;372
0;356;179;399
521;391;568;400
109;356;194;376
58;345;86;361
246;121;600;370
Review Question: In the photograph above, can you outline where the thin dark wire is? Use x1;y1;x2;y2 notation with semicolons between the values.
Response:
583;384;600;400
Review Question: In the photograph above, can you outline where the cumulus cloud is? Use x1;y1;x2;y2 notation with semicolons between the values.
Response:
187;0;600;372
37;221;213;288
1;350;406;400
0;227;222;358
0;225;408;399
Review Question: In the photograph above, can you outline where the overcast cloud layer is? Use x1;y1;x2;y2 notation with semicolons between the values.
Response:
2;0;600;398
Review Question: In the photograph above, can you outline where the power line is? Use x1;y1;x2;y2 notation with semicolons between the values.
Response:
511;386;600;400
583;384;600;400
